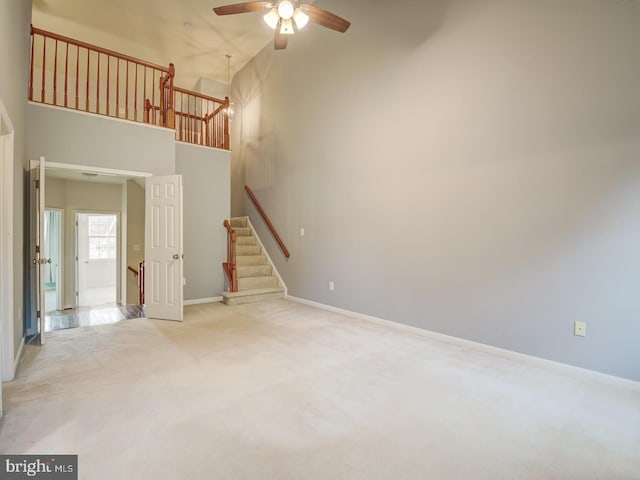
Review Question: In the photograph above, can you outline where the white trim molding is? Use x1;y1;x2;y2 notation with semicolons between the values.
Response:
286;296;638;387
0;99;15;382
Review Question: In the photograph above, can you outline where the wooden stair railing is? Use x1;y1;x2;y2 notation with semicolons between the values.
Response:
30;26;230;150
139;261;145;305
244;185;290;258
30;26;172;124
173;88;230;149
127;261;145;305
223;220;238;292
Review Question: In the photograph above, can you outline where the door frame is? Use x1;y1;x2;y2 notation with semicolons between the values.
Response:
0;100;15;382
74;210;121;308
46;162;152;308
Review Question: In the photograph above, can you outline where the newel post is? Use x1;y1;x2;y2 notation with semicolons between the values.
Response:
223;96;230;150
166;63;175;129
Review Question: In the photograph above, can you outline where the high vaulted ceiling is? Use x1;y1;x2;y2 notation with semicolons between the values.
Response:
32;0;295;90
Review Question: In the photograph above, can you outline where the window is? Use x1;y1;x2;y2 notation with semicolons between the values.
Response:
88;215;117;259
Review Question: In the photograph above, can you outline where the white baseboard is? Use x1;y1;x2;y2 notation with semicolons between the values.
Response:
184;297;223;306
286;295;638;387
12;336;25;380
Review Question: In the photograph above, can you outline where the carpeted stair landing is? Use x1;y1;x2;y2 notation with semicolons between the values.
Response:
222;217;285;305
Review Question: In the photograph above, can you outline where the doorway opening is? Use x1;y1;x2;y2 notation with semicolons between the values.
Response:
76;212;119;308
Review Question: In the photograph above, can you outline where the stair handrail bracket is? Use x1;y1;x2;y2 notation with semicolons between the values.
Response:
244;186;290;259
223;220;238;293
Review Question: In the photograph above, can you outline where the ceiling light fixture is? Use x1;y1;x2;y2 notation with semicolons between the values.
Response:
225;54;235;121
277;0;295;20
264;1;308;32
280;18;295;35
263;8;279;29
215;1;351;51
293;8;309;29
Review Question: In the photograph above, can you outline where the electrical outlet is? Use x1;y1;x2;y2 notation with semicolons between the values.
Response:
300;228;305;237
574;321;586;337
328;281;334;291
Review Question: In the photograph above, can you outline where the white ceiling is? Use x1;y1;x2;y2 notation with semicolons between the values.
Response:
32;0;287;90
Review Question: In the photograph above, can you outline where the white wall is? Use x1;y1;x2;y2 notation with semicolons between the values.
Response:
175;143;230;301
27;104;175;175
231;0;640;380
0;0;31;368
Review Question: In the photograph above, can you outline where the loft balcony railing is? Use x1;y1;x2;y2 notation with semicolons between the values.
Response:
29;26;230;150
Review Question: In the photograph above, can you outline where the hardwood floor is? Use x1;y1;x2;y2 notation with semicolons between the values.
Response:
44;304;145;332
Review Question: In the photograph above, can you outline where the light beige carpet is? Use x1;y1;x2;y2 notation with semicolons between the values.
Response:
1;300;639;479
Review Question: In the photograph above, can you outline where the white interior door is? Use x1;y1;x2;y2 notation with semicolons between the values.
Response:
30;156;47;344
145;175;183;321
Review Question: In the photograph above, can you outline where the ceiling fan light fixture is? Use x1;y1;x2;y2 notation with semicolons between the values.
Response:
280;18;295;35
277;0;295;20
263;8;279;29
293;8;309;29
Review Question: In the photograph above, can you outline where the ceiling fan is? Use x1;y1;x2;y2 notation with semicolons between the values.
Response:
213;1;351;50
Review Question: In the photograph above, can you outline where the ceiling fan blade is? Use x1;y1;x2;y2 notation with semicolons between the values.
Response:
301;5;351;33
213;2;272;16
274;31;289;50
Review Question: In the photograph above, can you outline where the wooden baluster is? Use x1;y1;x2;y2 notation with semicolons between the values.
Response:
41;37;46;103
152;70;156;124
204;101;209;146
53;39;58;105
180;93;184;142
143;67;147;122
106;55;110;116
85;49;89;111
134;64;138;122
126;61;129;119
223;96;230;150
96;52;100;114
29;31;35;101
116;58;120;117
75;45;79;109
64;42;69;107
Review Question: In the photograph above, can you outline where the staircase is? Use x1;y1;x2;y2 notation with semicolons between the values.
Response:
222;217;285;305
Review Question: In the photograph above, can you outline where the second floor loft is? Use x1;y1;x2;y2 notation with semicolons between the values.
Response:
29;26;231;150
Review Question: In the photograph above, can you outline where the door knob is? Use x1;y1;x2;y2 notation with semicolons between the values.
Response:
173;254;180;260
